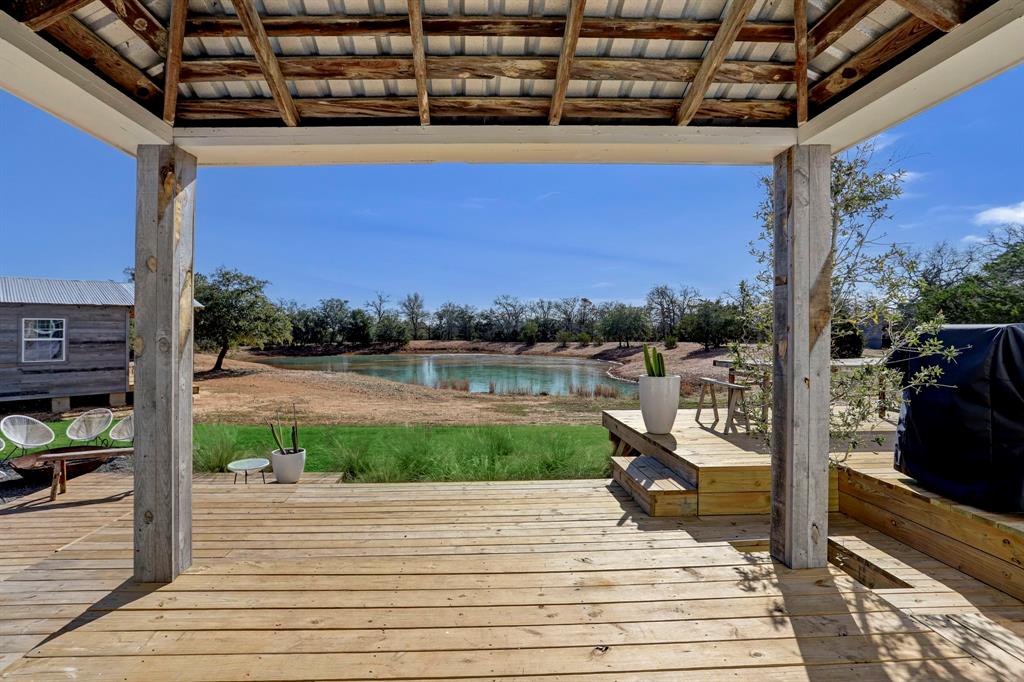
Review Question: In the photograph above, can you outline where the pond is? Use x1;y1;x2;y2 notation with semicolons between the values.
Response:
262;353;637;397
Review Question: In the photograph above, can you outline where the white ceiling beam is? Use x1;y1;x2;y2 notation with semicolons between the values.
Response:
801;0;1024;152
0;12;170;154
172;125;798;166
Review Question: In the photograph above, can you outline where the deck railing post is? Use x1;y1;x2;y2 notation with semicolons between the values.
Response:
133;145;196;583
770;144;832;569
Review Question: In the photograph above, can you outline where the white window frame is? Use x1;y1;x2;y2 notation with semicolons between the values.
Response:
21;317;67;363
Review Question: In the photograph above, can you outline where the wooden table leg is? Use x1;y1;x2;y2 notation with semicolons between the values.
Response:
59;460;68;494
50;463;61;502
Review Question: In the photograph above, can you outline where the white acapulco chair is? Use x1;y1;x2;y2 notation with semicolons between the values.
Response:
1;415;56;459
66;408;114;445
109;413;135;443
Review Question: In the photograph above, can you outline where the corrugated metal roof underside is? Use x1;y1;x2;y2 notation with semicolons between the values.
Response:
0;277;135;307
66;0;917;123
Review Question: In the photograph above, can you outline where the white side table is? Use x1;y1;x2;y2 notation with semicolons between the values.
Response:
227;457;270;484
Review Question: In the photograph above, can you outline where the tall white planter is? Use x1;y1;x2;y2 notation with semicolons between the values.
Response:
639;375;681;435
271;448;306;484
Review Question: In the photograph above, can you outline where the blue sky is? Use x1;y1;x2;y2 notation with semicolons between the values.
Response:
1;65;1021;309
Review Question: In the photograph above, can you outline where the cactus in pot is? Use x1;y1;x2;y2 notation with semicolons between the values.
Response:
268;408;306;484
639;344;680;435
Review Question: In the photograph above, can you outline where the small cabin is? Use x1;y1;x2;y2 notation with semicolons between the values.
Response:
0;276;137;412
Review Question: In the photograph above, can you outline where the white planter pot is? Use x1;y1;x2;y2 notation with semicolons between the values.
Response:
271;448;306;484
639;375;681;435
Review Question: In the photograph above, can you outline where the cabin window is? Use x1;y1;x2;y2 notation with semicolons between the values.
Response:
21;318;66;362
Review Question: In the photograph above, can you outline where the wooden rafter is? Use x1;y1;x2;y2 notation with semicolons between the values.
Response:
893;0;967;32
162;0;188;123
406;0;429;125
43;15;161;102
184;15;795;42
810;16;936;106
178;56;795;85
175;96;795;122
98;0;166;57
549;0;585;125
794;0;808;125
229;0;299;126
0;0;92;31
808;0;885;60
673;0;757;126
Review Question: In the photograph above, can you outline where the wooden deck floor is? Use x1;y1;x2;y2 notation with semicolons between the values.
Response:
2;472;1024;679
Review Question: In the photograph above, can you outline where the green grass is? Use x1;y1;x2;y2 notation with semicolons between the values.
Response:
27;421;614;482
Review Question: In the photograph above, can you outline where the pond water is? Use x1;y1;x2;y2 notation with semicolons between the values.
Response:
262;353;637;397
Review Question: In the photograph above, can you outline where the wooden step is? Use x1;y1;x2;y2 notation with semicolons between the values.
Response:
611;455;697;517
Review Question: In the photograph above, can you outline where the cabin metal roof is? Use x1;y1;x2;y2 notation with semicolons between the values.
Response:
0;277;137;306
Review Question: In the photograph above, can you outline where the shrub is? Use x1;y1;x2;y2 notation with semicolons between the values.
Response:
832;319;865;359
520;320;540;344
592;334;604;345
664;335;678;349
576;332;592;346
556;330;573;348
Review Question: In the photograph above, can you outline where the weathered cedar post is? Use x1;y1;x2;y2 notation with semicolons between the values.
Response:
133;145;196;582
770;144;832;569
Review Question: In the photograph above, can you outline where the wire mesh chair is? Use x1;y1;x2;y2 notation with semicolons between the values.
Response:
1;415;55;461
0;437;6;503
109;413;134;443
66;408;114;445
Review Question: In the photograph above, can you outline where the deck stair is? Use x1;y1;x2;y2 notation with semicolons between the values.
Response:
611;455;697;517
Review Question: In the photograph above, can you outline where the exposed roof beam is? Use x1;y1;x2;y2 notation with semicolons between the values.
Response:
175;96;794;122
0;0;92;31
893;0;969;32
674;0;758;126
178;55;795;85
97;0;166;57
184;14;794;42
162;0;187;123
229;0;298;126
810;16;937;106
0;11;170;154
808;0;886;60
43;15;161;103
794;0;808;124
173;124;799;167
549;0;585;125
406;0;429;125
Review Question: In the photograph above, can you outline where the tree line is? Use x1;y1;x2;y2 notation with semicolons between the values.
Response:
192;270;748;371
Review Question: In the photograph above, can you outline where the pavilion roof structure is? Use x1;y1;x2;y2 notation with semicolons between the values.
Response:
1;0;1021;165
0;0;999;129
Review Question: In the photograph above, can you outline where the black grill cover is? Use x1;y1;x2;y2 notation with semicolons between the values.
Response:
894;324;1024;511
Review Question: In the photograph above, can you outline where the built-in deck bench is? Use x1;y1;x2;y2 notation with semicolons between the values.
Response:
837;452;1024;603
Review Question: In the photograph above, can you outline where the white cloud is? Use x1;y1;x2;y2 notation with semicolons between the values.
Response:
902;171;927;183
974;200;1024;225
961;234;987;244
869;133;902;151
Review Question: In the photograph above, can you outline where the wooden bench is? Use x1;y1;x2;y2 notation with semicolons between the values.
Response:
696;377;751;434
38;447;134;501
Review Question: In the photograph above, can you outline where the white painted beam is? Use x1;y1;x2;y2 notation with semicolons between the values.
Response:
172;125;798;166
0;12;169;155
770;144;832;570
134;145;195;583
801;0;1024;152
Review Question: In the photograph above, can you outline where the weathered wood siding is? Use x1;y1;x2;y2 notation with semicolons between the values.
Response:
0;303;129;401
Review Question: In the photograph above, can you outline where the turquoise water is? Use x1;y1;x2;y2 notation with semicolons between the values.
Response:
263;353;637;397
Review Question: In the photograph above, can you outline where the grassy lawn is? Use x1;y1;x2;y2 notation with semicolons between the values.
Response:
26;421;614;482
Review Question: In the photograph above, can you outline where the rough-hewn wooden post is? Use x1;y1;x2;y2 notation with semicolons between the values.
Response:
771;144;832;569
134;145;196;583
